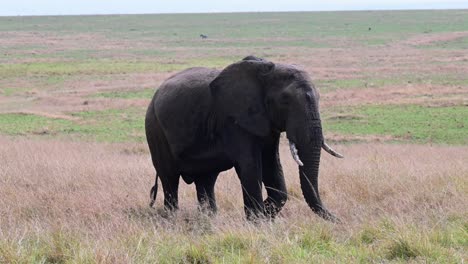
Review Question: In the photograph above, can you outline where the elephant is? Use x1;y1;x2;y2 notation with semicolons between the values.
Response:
145;56;343;221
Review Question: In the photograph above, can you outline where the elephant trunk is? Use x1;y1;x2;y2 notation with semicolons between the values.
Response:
293;125;339;222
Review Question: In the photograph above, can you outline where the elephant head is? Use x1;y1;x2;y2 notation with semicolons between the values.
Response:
210;56;343;221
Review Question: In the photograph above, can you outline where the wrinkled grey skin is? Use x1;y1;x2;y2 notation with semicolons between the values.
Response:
145;56;341;221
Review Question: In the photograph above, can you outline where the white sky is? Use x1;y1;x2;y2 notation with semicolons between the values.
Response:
1;0;468;16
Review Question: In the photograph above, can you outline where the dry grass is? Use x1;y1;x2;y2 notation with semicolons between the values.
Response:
1;136;466;262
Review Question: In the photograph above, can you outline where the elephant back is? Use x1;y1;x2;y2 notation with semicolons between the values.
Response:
152;67;220;159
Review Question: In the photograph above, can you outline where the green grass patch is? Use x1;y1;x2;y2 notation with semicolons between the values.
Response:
1;219;466;263
0;87;33;96
0;108;146;142
325;105;467;144
0;61;187;78
317;75;468;92
0;58;233;79
92;88;155;99
0;230;86;264
385;237;421;260
70;108;146;142
2;104;466;145
1;87;16;96
0;113;75;136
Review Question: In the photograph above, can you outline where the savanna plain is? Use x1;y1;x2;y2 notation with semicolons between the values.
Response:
0;10;467;263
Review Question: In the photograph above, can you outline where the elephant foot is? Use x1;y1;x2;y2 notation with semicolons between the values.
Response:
317;209;341;223
244;207;267;222
197;203;217;217
264;199;283;220
152;207;174;219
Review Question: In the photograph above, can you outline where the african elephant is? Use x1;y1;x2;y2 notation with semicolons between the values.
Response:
145;56;343;221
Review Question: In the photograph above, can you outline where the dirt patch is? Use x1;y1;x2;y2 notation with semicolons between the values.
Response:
321;84;468;108
11;95;150;115
324;132;397;143
64;72;171;94
0;72;170;115
0;110;79;121
326;113;365;121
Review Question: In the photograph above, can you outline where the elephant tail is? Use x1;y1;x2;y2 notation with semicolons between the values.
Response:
149;172;158;207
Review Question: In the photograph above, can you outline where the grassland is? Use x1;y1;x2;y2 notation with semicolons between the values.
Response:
1;139;466;263
325;105;467;144
0;10;467;263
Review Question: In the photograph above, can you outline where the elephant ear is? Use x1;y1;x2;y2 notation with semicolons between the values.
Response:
210;58;275;137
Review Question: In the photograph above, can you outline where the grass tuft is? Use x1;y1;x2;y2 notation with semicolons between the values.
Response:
219;233;250;252
385;237;421;260
184;244;212;264
358;226;381;244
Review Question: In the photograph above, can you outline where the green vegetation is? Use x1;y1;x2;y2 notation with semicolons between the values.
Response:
1;10;467;44
316;74;468;91
0;61;186;78
0;108;146;142
0;113;75;136
0;87;33;96
0;219;465;263
316;78;401;91
0;58;232;78
72;108;145;142
325;105;468;144
1;104;466;144
92;88;155;99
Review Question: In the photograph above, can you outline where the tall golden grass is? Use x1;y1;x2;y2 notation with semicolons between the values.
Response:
0;136;466;262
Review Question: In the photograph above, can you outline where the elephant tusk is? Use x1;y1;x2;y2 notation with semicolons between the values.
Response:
322;141;344;158
289;142;304;166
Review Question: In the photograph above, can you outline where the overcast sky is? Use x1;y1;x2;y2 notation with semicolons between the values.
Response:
2;0;468;16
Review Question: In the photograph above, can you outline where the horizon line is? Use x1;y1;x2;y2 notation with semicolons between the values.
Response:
1;7;467;18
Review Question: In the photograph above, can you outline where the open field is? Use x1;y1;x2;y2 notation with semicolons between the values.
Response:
1;138;466;263
0;10;467;263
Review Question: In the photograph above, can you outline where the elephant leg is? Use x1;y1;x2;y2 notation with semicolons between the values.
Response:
262;133;287;218
263;170;287;218
235;149;265;220
195;173;219;214
159;170;180;211
147;143;179;211
223;122;265;220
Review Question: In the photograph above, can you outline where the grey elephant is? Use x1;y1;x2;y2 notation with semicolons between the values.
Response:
145;56;343;221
